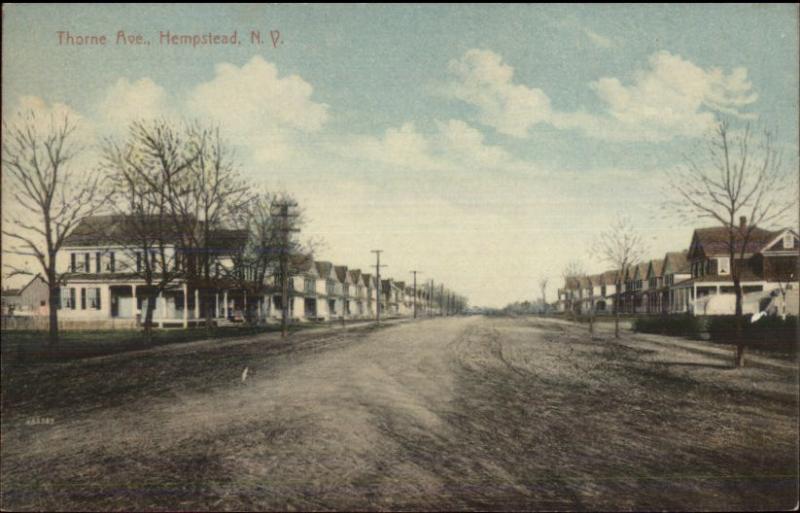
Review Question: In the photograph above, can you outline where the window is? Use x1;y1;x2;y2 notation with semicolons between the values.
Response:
84;253;90;272
96;252;101;273
136;252;142;272
89;288;101;310
70;288;76;310
108;252;115;272
717;257;730;275
784;233;795;249
80;288;86;310
70;253;77;273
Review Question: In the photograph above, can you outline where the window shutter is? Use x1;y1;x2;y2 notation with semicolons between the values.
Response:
70;253;76;272
70;288;76;310
96;252;101;273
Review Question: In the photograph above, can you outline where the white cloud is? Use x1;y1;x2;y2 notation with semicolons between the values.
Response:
444;49;552;138
583;51;758;140
435;119;515;169
187;55;329;163
444;49;759;142
96;77;172;130
333;119;527;175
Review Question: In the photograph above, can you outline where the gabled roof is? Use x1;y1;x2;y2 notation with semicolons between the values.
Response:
315;261;333;279
762;229;800;253
395;281;405;290
361;273;373;287
334;265;349;283
633;262;649;280
646;259;664;279
688;225;778;259
349;269;362;283
600;269;620;285
290;254;315;274
663;250;690;275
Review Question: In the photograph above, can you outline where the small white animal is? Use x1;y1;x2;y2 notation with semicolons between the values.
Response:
241;366;249;383
750;311;766;323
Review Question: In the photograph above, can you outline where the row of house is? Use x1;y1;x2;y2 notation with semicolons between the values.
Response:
2;215;463;328
558;219;799;317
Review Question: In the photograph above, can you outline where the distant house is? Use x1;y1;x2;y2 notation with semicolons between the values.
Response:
662;251;692;314
644;259;665;314
1;275;48;316
598;270;619;314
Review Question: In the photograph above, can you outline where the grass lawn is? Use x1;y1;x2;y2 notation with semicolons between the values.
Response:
0;323;312;364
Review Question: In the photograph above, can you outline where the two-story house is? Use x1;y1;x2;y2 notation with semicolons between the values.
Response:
684;219;798;315
56;215;250;328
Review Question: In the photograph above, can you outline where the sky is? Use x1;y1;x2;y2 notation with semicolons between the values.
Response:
2;4;798;307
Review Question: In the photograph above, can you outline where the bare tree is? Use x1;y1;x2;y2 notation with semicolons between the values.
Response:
538;277;549;314
160;123;251;330
666;118;797;367
101;120;198;343
2;111;109;345
593;214;645;339
561;260;586;322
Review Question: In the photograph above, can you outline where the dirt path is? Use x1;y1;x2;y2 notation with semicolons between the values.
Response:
1;316;797;511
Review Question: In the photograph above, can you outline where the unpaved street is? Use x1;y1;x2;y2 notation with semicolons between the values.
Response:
2;317;797;511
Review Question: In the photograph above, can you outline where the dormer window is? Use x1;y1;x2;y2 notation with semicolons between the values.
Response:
718;257;730;275
784;233;795;249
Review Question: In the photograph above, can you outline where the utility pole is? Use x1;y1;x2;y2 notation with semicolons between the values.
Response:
371;250;386;325
273;200;299;338
429;279;434;316
410;270;422;319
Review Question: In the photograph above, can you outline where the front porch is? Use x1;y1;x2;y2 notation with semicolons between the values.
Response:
60;282;274;328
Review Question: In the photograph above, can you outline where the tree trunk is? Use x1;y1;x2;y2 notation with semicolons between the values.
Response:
48;281;59;346
143;292;156;345
733;277;745;368
614;299;620;339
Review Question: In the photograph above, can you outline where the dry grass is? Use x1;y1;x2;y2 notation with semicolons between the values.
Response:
1;316;797;511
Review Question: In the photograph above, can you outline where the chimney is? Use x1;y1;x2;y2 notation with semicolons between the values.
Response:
739;216;747;229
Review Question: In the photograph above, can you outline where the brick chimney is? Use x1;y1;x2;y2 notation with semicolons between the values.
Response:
739;216;747;229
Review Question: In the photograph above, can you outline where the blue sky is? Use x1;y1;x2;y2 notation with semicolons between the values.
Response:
2;4;798;306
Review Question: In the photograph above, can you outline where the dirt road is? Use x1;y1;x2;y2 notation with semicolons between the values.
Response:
2;317;797;511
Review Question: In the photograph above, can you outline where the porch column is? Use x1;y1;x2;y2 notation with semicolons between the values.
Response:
194;288;200;321
215;292;219;319
223;290;228;319
132;284;138;317
182;283;188;328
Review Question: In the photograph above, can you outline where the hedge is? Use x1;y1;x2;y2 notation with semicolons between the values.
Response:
706;315;798;352
632;315;702;338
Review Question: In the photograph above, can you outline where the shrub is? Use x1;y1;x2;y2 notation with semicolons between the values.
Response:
706;315;798;354
632;315;702;338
